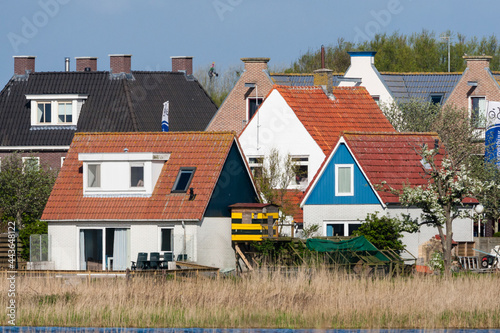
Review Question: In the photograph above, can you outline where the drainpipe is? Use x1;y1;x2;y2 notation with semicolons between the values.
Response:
181;220;186;259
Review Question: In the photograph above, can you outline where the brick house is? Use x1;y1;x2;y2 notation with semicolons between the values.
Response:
207;58;274;135
0;55;217;171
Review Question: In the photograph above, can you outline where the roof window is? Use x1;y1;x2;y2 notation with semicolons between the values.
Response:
172;167;196;193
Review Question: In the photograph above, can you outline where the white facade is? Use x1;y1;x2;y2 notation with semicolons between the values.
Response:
238;89;325;190
338;52;394;106
303;204;474;259
48;217;236;271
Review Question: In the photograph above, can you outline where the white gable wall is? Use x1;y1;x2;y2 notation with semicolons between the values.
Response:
198;217;235;269
339;53;394;106
239;89;326;189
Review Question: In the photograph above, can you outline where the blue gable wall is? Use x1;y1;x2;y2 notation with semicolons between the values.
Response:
305;143;380;205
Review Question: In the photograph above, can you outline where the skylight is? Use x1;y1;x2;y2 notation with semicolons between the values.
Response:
172;167;196;193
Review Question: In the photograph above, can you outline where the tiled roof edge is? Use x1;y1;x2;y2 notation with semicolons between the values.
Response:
380;71;463;75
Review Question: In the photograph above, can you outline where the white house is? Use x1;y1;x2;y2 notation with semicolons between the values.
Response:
42;132;259;271
300;131;475;259
238;85;396;191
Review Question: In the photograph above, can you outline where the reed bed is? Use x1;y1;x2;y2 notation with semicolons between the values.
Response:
1;268;500;329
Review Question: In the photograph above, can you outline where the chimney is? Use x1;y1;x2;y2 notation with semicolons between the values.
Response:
171;56;193;75
75;57;98;72
241;57;270;73
65;57;70;72
463;55;492;71
313;68;334;96
109;54;132;74
13;56;35;75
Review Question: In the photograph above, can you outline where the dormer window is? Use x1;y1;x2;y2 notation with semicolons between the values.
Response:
172;167;196;193
26;94;88;127
79;152;170;197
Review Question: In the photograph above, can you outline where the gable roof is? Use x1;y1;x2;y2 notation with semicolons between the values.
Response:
274;85;395;154
302;132;445;205
380;72;462;103
0;71;217;147
42;131;247;221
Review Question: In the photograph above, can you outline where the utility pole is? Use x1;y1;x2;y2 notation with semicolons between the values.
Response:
441;34;451;72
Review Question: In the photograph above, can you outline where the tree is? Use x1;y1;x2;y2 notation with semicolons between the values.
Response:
381;98;441;132
253;148;301;234
194;63;243;107
353;212;418;252
0;153;57;259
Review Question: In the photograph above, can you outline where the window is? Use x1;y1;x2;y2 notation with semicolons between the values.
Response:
248;157;263;179
326;222;361;236
335;164;354;196
161;229;173;252
371;96;380;106
58;102;72;123
429;94;443;105
22;157;39;171
37;102;51;123
247;97;263;121
172;167;195;193
130;165;144;187
292;157;308;185
88;164;101;188
471;97;486;128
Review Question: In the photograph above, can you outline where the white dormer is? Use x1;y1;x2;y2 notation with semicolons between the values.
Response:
78;152;170;197
26;94;88;127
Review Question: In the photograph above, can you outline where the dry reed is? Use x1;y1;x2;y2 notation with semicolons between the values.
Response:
1;268;499;329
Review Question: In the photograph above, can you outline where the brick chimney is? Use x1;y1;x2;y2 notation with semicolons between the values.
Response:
241;57;270;74
13;56;35;75
463;55;492;71
109;54;132;74
313;68;334;95
76;57;98;72
171;56;193;75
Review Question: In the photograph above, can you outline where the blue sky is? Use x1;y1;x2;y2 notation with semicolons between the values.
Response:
0;0;498;84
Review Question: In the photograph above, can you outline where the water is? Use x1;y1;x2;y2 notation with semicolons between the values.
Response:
2;328;500;333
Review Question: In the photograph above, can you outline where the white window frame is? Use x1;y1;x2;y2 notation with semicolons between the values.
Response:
324;221;361;236
22;156;40;171
57;101;73;124
371;95;380;106
130;163;145;188
87;163;101;189
61;157;65;167
248;156;264;179
292;156;309;186
469;96;487;129
159;227;174;253
335;164;354;196
26;94;87;126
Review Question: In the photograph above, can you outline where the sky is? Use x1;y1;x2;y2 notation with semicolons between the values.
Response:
0;0;499;84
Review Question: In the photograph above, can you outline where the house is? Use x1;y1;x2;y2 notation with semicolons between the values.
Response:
207;58;274;135
0;55;217;170
41;131;259;271
300;131;474;258
238;85;396;191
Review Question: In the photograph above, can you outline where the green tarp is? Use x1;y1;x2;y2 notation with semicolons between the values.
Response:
306;236;391;263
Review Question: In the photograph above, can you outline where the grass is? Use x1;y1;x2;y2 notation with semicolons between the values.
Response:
1;268;500;328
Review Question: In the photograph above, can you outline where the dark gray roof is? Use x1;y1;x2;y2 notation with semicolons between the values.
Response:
0;71;217;147
270;74;341;87
380;73;462;103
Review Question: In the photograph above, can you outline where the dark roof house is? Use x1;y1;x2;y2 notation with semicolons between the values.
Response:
0;55;217;169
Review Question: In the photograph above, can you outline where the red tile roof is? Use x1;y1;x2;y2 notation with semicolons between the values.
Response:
42;132;239;221
275;85;395;154
343;132;445;203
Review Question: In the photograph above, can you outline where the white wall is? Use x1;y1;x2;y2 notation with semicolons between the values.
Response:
197;217;235;270
339;53;394;106
48;223;77;270
239;89;326;189
303;204;474;260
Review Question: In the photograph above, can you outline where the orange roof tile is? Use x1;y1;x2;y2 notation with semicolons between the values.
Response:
42;132;238;221
274;85;396;154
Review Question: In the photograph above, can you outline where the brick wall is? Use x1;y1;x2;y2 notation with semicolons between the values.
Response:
0;151;67;171
207;58;273;135
445;56;500;111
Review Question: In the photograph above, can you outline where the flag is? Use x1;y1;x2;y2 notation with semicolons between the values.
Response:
486;101;500;167
162;101;169;132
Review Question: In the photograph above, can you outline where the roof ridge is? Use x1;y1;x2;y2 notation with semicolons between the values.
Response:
270;72;344;76
380;71;463;75
74;131;236;136
342;131;439;136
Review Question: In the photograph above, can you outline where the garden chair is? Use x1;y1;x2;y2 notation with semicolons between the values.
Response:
150;252;160;270
131;252;148;270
